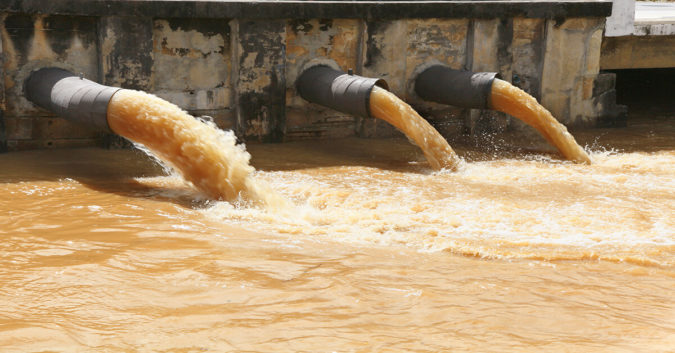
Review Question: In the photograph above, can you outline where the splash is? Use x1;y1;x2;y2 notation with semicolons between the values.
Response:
203;138;675;268
106;89;287;209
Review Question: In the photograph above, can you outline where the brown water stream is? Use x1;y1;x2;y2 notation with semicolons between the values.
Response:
1;116;673;351
490;78;592;164
107;89;286;209
369;86;461;171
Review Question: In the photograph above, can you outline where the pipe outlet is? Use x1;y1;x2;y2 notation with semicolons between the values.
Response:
24;67;122;133
296;65;388;119
414;65;498;109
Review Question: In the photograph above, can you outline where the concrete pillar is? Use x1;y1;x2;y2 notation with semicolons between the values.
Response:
231;19;286;142
511;18;545;101
0;17;5;152
98;16;153;90
541;18;606;126
0;110;6;153
360;20;407;138
467;18;511;134
406;19;470;137
97;16;153;147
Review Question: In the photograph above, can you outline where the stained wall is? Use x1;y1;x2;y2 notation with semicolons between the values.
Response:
0;3;619;151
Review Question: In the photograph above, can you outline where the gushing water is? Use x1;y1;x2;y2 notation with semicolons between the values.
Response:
369;86;461;171
490;78;592;164
106;89;287;209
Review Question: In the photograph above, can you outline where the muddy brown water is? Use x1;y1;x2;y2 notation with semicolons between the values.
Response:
1;114;673;351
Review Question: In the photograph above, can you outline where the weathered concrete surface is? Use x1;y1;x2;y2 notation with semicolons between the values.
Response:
407;19;470;136
600;1;675;70
467;19;511;134
98;16;154;147
152;18;234;130
1;14;101;150
0;15;5;152
359;20;406;138
359;18;472;138
0;1;612;20
233;19;286;142
0;1;620;151
511;18;546;100
467;18;547;136
99;17;153;90
466;19;502;135
406;19;469;97
285;19;361;140
601;34;675;70
605;1;675;37
541;17;609;126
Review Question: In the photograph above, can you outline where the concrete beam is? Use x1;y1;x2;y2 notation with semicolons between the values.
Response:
1;0;613;20
601;35;675;69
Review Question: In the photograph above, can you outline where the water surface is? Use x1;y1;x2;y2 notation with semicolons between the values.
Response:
0;118;673;351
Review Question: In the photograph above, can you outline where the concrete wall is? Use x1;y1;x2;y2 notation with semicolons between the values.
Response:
0;5;618;151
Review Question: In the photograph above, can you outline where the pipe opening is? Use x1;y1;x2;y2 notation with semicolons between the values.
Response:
297;65;388;119
415;65;590;163
414;65;497;110
24;67;121;133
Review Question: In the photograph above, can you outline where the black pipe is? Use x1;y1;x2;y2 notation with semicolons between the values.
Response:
414;65;498;109
296;65;388;119
24;67;122;133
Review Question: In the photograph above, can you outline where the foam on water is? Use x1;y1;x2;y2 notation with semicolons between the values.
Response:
199;147;674;267
104;87;670;267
